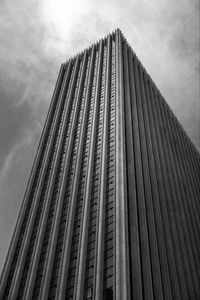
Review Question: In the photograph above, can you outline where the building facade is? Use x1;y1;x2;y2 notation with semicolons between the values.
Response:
0;29;200;300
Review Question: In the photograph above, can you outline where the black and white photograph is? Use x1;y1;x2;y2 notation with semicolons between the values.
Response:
0;0;199;299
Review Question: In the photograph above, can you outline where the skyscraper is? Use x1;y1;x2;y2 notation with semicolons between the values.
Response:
0;29;199;299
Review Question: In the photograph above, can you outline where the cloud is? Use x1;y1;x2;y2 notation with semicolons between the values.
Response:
0;0;199;269
0;0;60;268
0;132;37;270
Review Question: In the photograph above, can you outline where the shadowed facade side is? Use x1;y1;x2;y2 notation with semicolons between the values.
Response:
0;29;200;300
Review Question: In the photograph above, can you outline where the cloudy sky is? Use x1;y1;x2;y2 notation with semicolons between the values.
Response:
0;0;199;270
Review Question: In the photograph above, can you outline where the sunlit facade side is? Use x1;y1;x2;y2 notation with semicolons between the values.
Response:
0;29;199;300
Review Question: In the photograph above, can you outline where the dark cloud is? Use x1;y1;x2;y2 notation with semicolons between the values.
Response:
0;0;199;269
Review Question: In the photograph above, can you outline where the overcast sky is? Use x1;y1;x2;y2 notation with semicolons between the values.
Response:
0;0;199;270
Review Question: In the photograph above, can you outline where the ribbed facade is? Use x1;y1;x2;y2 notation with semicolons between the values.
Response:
0;29;200;300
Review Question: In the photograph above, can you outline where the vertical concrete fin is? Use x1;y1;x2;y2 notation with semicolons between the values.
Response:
39;56;81;300
24;60;74;299
6;62;71;299
74;41;104;300
122;40;143;300
115;28;130;300
0;63;65;297
55;50;89;299
94;34;111;300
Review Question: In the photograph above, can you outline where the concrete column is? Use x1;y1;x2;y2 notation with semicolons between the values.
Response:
0;64;65;295
157;94;199;296
143;69;182;299
74;41;104;300
138;61;182;300
38;52;86;300
148;80;188;298
24;57;82;299
56;48;94;300
94;35;111;300
115;29;130;300
132;55;165;299
129;50;154;300
122;41;143;300
6;61;73;300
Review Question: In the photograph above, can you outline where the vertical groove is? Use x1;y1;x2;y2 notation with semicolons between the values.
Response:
154;90;197;298
122;41;143;300
165;97;200;234
62;49;94;300
164;101;200;184
24;59;77;299
36;57;80;300
133;57;165;299
115;29;130;300
141;70;181;300
1;29;199;300
0;63;65;297
152;84;194;297
129;51;154;300
83;38;106;300
63;45;97;299
182;130;200;181
45;55;83;300
15;60;73;299
5;61;72;300
157;95;200;295
178;126;200;218
94;35;111;300
102;33;115;299
75;41;103;300
54;50;89;299
167;101;200;218
147;78;188;299
164;95;200;197
137;61;174;299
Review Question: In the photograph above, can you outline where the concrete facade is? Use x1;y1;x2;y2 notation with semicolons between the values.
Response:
0;29;200;299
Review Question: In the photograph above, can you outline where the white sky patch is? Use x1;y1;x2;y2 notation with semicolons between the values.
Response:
41;0;91;53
